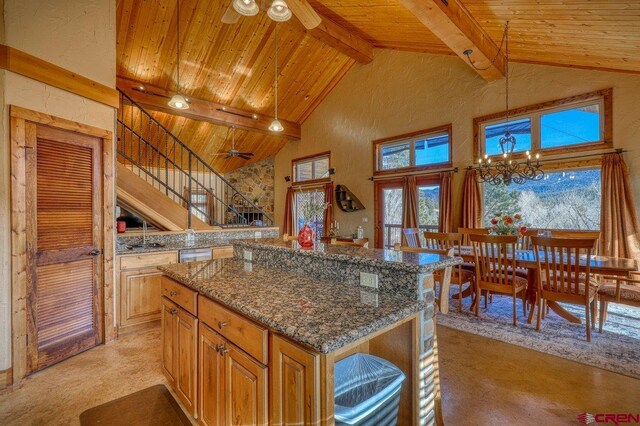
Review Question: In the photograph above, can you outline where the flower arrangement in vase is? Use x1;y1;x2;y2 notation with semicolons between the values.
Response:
489;212;528;236
298;194;330;248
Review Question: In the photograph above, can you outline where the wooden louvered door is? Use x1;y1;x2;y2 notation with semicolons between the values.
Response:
25;124;103;373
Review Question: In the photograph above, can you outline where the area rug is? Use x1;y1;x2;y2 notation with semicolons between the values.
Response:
79;384;191;426
437;295;640;379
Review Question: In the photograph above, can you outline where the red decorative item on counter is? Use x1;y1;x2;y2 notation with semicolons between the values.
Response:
297;224;314;248
116;220;127;233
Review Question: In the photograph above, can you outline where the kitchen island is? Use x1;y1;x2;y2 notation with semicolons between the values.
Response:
158;239;461;425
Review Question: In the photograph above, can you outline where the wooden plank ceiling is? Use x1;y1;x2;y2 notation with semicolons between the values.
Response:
117;0;640;173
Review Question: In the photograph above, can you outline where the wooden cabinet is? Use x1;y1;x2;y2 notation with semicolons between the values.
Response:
270;334;320;426
118;251;178;334
161;296;198;418
199;323;268;426
211;246;233;259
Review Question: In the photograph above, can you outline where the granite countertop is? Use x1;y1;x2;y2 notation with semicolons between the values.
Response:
232;238;461;273
116;239;232;255
159;259;425;354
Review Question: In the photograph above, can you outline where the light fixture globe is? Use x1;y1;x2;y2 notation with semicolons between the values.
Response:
233;0;259;16
269;118;284;132
168;93;189;110
267;0;292;22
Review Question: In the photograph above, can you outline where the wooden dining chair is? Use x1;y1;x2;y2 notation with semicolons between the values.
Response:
531;236;599;342
402;227;422;248
469;234;528;325
597;272;640;332
394;244;455;314
458;227;490;245
550;230;600;254
517;229;539;251
329;238;369;248
423;232;475;312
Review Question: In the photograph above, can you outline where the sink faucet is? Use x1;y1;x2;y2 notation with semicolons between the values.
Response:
142;220;148;246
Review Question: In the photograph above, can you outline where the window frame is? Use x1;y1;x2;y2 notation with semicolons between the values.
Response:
372;124;453;177
473;88;612;160
291;151;331;185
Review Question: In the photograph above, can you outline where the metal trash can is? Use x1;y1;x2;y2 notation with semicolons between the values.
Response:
334;353;406;426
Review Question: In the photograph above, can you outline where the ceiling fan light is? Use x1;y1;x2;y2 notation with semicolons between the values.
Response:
267;0;292;22
269;118;284;132
168;93;190;110
233;0;259;17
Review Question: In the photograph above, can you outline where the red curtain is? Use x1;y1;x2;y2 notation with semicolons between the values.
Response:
461;169;483;229
283;187;295;236
323;182;334;237
438;172;453;232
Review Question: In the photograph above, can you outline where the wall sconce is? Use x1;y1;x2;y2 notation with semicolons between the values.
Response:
328;168;335;176
284;176;291;182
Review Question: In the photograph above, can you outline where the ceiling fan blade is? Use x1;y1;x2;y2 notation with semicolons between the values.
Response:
238;152;254;156
221;2;241;24
239;155;252;160
210;153;229;156
287;0;321;29
225;154;232;159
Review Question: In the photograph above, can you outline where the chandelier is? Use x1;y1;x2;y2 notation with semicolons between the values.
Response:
466;22;544;186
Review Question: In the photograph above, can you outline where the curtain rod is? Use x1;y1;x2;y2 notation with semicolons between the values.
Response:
465;148;625;170
368;167;458;182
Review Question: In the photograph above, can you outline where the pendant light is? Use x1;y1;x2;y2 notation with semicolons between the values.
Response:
269;24;284;132
169;0;189;110
268;0;292;22
233;0;259;16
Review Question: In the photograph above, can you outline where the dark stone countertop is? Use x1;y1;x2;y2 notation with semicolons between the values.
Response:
159;259;425;354
232;238;462;273
116;239;232;255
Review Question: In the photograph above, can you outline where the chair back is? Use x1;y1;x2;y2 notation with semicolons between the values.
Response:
423;232;464;251
517;229;539;251
458;227;490;245
394;245;455;314
329;238;369;248
402;227;422;248
531;237;596;300
550;230;600;253
469;234;518;286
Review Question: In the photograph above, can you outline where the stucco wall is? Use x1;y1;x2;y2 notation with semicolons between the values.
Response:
274;50;640;241
0;0;116;371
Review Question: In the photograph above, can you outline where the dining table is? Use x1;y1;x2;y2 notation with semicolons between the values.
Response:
455;246;639;324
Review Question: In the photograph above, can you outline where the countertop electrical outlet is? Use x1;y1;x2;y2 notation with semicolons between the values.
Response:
360;272;379;289
243;250;253;261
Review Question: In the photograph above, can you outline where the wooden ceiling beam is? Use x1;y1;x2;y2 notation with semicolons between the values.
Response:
303;12;374;64
399;0;505;81
117;76;301;140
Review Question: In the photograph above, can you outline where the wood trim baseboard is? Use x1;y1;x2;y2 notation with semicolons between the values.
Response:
0;368;13;389
0;44;119;108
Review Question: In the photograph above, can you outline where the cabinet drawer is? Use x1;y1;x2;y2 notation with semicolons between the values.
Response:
162;277;198;316
211;246;233;259
199;296;268;364
120;251;178;270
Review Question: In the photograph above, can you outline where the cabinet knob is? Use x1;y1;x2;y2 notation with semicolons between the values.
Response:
215;344;229;355
169;291;177;296
170;309;178;315
218;321;228;329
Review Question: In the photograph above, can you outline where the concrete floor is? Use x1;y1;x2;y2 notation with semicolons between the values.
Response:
0;326;638;425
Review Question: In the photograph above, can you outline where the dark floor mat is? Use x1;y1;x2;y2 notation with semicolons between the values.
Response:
79;384;191;426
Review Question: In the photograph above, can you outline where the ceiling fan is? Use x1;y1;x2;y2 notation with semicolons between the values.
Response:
212;127;255;161
222;0;321;30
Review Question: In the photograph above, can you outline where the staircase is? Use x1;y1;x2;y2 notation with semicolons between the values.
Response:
116;90;274;229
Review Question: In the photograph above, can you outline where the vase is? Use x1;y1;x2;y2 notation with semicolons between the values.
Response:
298;223;314;248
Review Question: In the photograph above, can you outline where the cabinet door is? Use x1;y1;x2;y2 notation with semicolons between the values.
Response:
199;324;226;426
211;246;233;259
226;343;268;426
119;267;163;329
270;335;320;426
161;297;177;386
175;307;198;417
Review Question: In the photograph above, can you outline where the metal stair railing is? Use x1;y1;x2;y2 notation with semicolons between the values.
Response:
116;89;274;228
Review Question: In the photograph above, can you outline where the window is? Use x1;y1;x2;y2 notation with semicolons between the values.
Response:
483;168;601;230
294;189;325;237
475;89;611;159
373;125;452;175
292;152;330;184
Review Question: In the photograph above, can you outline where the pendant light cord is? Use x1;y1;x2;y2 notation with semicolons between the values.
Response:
176;0;181;93
504;21;510;133
274;23;279;120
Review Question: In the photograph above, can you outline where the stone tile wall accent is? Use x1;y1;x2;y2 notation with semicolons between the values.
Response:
225;157;275;218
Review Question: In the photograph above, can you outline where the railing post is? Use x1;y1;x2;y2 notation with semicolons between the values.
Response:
187;152;192;230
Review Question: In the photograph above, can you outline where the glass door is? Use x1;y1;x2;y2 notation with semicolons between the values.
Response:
375;180;403;249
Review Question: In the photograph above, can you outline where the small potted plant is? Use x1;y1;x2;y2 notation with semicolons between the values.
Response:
298;195;330;248
489;212;528;255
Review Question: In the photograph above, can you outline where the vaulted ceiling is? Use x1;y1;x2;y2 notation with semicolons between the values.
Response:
116;0;640;173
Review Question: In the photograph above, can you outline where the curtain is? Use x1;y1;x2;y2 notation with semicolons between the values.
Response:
322;182;334;237
283;187;295;236
438;172;453;232
402;175;419;236
461;169;483;229
599;154;640;259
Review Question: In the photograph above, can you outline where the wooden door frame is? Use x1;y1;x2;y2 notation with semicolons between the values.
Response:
10;105;115;382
